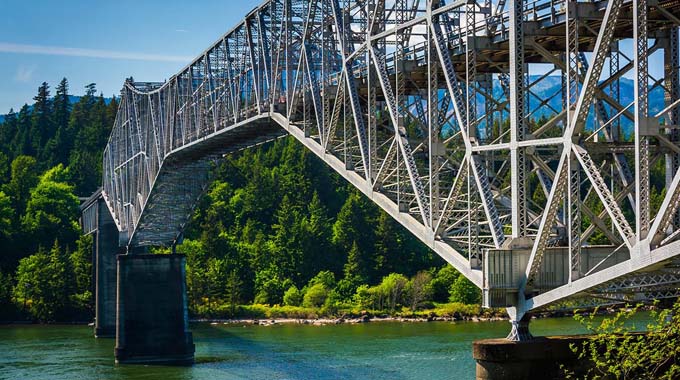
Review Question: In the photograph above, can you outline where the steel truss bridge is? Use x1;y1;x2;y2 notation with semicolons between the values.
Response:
96;0;680;339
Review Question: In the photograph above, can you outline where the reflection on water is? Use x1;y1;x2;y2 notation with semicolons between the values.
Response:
0;314;652;380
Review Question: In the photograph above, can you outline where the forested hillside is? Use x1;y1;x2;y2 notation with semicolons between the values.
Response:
0;79;118;321
1;75;671;322
0;79;488;323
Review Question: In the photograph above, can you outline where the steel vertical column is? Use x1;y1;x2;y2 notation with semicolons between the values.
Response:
665;27;680;231
509;0;527;238
566;0;581;281
634;0;650;240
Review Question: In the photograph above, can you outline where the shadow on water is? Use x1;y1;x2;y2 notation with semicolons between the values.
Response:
194;322;409;380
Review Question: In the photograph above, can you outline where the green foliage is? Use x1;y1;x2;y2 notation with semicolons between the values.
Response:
225;270;242;316
352;285;373;310
303;283;329;308
564;302;680;380
433;302;483;318
380;273;409;312
70;235;92;295
254;268;288;305
332;192;375;271
0;191;13;237
4;155;39;214
449;276;481;305
430;265;460;303
13;242;71;322
0;270;16;319
283;285;303;306
309;270;336;289
22;174;80;250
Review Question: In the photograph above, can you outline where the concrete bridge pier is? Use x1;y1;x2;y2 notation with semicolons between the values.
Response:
114;253;194;365
93;197;122;338
473;334;593;380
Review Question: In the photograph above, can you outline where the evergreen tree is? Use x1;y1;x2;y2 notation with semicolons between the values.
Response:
270;195;305;284
48;78;72;166
299;191;332;280
0;109;17;157
374;212;400;279
31;82;53;162
332;192;375;277
13;105;32;158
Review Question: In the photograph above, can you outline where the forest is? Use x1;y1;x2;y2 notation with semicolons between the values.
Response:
0;79;484;323
0;78;669;323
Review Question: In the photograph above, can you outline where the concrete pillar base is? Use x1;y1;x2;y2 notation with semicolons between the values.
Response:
114;254;194;365
473;335;591;380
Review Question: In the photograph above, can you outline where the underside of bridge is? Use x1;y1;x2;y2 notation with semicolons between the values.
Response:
82;0;680;351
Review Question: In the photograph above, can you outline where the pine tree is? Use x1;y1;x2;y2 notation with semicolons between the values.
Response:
300;191;332;279
31;82;53;162
374;211;400;278
0;109;17;157
331;192;375;276
49;78;72;166
13;105;32;158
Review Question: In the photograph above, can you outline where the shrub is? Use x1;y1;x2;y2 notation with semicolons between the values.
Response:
380;273;408;312
449;275;481;305
564;302;680;380
430;266;459;303
303;283;328;308
267;305;318;319
353;284;373;310
435;302;482;318
283;285;303;306
406;271;433;311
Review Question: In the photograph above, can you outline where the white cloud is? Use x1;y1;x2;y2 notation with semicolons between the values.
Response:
15;65;36;82
175;29;188;33
0;42;193;63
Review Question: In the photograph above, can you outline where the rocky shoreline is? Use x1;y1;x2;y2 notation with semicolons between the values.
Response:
192;315;508;326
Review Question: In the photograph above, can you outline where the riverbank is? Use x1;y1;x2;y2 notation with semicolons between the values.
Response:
193;314;507;326
1;301;645;326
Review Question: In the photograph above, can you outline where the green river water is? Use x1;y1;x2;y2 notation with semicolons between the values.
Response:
0;315;652;380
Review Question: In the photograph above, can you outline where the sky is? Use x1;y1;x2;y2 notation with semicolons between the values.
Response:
0;0;261;113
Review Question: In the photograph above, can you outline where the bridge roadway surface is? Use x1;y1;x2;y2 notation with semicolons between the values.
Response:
85;0;680;334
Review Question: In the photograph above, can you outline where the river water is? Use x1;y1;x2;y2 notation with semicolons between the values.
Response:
0;315;652;380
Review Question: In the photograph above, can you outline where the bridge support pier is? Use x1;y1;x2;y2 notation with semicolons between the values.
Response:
114;254;194;365
473;335;590;380
94;197;121;338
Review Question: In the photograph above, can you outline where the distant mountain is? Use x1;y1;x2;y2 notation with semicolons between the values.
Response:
475;76;661;135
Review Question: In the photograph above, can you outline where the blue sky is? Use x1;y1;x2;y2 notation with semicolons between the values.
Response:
0;0;260;113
